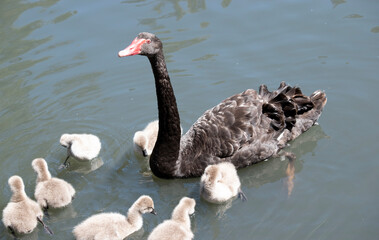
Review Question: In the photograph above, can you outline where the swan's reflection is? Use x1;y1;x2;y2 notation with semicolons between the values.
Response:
239;125;328;194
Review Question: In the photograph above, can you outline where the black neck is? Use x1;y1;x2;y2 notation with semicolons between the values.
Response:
148;51;181;178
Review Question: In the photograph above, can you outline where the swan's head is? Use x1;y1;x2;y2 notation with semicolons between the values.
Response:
135;195;157;215
8;175;25;194
118;32;162;57
133;131;149;157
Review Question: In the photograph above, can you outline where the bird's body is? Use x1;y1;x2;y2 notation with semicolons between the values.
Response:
59;133;101;168
148;197;195;240
119;32;327;178
32;158;75;209
2;176;45;235
73;212;139;240
200;162;246;204
133;120;159;157
73;195;156;240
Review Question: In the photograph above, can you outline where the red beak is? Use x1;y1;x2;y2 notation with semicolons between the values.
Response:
118;38;146;57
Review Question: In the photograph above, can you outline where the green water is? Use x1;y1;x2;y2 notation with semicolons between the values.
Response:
1;0;378;239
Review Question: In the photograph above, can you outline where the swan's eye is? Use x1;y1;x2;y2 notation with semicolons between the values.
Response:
146;39;151;44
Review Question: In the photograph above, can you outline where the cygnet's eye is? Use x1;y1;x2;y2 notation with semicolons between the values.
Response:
146;39;151;44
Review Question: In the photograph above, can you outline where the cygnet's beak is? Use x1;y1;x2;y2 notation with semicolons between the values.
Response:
142;149;148;157
150;208;157;215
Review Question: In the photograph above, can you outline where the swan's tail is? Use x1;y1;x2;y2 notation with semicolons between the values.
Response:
260;82;327;136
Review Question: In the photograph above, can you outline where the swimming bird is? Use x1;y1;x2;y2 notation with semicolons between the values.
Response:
200;162;246;204
2;176;53;236
134;120;159;157
134;120;183;157
72;195;156;240
118;32;327;178
148;197;195;240
59;133;101;168
32;158;76;211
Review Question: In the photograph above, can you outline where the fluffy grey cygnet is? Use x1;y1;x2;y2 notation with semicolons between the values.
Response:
73;195;156;240
148;197;195;240
200;162;247;204
32;158;76;210
59;133;101;168
133;120;159;157
2;176;52;236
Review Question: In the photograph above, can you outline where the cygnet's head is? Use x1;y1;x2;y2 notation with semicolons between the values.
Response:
133;132;148;157
31;158;51;181
135;195;156;215
179;197;196;215
60;134;74;148
202;165;222;186
8;175;25;194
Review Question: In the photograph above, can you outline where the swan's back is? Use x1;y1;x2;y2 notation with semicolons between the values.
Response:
176;82;326;177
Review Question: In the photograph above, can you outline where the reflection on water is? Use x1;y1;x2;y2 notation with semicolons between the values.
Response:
62;157;104;174
330;0;346;8
344;14;363;19
240;125;328;189
371;26;379;33
49;203;77;221
0;0;58;66
129;0;233;62
52;11;77;24
200;197;235;219
4;228;40;240
285;158;295;197
164;36;209;54
284;125;329;196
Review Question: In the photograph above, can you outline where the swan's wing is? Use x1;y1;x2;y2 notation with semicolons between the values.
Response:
260;82;327;140
180;88;265;160
178;82;326;176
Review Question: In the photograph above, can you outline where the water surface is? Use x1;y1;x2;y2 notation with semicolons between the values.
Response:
1;0;378;239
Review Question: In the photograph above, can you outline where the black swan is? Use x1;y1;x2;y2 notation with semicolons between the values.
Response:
118;32;327;179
